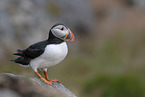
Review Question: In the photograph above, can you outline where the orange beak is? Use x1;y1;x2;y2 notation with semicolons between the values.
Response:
65;29;75;42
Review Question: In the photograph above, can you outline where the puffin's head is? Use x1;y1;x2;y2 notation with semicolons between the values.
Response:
50;24;75;41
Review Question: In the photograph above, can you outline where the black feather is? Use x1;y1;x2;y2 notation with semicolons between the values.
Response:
11;59;16;61
11;57;30;65
13;49;24;56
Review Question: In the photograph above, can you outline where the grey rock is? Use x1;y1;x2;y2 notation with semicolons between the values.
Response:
0;73;77;97
0;88;22;97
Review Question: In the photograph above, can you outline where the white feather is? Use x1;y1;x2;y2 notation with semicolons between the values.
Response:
19;64;30;68
29;42;68;72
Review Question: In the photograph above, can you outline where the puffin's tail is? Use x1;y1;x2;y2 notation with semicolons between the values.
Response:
11;57;30;65
13;49;24;56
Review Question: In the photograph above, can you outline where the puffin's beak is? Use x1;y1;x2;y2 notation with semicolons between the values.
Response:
64;29;75;42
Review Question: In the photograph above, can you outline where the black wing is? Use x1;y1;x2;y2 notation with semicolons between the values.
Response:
23;49;44;59
22;40;49;59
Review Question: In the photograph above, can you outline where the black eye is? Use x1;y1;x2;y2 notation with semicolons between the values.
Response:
60;27;64;31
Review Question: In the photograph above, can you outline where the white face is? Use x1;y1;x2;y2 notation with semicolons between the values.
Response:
51;24;69;39
50;24;75;41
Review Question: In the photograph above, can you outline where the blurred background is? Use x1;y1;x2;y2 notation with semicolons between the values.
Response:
1;0;145;97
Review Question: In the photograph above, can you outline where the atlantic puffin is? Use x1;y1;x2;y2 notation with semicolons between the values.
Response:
11;24;75;85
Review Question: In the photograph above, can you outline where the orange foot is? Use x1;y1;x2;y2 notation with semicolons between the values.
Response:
45;80;53;85
36;72;53;85
48;79;60;83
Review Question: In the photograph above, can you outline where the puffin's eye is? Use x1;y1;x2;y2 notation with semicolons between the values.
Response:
60;27;64;31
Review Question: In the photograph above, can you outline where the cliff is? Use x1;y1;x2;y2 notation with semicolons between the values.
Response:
0;73;77;97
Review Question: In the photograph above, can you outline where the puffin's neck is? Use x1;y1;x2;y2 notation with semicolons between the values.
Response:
47;31;64;44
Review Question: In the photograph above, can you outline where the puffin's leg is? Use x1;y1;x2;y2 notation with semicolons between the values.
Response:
43;68;59;82
35;72;53;85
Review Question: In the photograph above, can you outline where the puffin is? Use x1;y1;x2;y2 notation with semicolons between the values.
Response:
11;24;75;85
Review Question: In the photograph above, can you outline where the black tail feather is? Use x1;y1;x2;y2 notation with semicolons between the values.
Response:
11;57;30;65
11;59;16;61
13;49;24;56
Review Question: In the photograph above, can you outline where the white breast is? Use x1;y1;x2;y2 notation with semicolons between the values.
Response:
30;42;68;71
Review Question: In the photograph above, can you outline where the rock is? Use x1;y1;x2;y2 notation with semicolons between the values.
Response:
0;73;77;97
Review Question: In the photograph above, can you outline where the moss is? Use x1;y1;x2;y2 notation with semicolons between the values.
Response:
103;76;145;97
83;75;145;97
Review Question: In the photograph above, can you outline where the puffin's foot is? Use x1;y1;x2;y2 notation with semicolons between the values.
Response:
45;80;53;85
44;71;60;83
36;72;53;85
48;79;60;83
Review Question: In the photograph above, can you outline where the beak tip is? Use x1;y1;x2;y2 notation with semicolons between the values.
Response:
66;29;75;42
71;35;75;42
70;32;75;42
